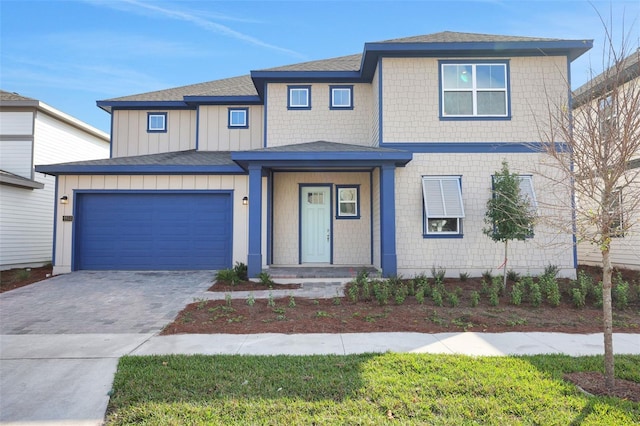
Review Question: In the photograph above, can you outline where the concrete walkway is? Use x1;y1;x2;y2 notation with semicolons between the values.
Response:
1;272;639;426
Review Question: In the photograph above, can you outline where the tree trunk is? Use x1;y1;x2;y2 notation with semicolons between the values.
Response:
503;240;508;290
602;247;615;391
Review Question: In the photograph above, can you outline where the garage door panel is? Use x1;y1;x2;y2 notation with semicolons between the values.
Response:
75;192;232;270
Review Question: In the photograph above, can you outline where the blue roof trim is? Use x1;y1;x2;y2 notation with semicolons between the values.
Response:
35;164;246;175
184;96;262;105
97;101;190;112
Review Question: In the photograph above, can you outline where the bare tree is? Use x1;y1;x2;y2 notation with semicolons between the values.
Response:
537;18;640;390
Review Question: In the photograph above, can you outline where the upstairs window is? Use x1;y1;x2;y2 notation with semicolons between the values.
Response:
330;85;353;109
440;61;509;119
609;188;624;238
147;112;167;133
598;94;617;142
422;176;465;236
288;85;311;109
228;108;248;128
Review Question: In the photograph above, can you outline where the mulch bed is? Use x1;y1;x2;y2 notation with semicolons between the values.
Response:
564;372;640;402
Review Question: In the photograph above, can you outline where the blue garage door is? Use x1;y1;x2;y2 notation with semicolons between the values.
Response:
75;192;232;270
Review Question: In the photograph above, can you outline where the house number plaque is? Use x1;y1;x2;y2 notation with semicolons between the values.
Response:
62;215;73;222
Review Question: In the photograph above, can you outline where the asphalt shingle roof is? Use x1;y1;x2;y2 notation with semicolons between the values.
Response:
0;90;37;102
37;150;235;168
101;31;588;104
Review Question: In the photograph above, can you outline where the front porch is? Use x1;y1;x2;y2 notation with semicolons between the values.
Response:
231;141;413;278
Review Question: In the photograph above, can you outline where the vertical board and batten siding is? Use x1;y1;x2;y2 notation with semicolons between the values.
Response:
52;174;260;275
111;110;196;157
380;56;568;143
197;105;264;151
271;171;371;266
0;110;109;269
266;83;373;147
394;153;576;278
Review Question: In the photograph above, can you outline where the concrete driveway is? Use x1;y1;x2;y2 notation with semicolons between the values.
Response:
0;270;215;426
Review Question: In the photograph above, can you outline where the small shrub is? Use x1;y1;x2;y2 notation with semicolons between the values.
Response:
431;287;443;307
394;284;408;305
489;286;500;307
510;282;523;306
415;287;425;304
482;270;493;282
288;295;296;308
246;293;255;307
372;280;390;306
529;282;542;307
543;264;559;279
225;293;232;306
257;272;274;287
216;268;239;285
545;277;561;307
480;279;490;296
614;273;629;310
406;279;416;297
470;290;480;307
447;291;459;307
491;276;505;296
361;280;372;302
571;288;586;308
431;266;446;283
507;269;520;282
459;272;470;282
347;282;359;303
233;262;248;281
16;269;31;280
519;275;534;303
267;291;275;308
594;282;603;308
333;290;342;306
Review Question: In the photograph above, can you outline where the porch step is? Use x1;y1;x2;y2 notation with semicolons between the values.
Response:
265;266;380;279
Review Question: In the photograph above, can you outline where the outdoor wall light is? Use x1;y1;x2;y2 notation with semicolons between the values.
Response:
59;195;68;204
242;196;248;206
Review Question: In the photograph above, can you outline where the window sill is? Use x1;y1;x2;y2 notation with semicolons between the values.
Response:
439;116;511;121
422;234;464;239
336;215;360;220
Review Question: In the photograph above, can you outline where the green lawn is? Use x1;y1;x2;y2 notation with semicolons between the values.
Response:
107;353;639;425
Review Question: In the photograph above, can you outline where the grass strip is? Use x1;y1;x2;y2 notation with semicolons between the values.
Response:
107;353;639;425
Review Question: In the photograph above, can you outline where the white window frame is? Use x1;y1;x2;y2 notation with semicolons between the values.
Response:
228;108;248;128
441;62;509;118
422;176;465;236
288;85;311;109
330;85;353;109
336;185;359;218
147;113;167;132
518;175;538;213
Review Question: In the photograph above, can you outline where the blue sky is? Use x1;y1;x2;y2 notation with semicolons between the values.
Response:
1;0;638;134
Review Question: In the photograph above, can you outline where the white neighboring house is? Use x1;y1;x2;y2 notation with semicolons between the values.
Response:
0;90;110;270
573;50;640;271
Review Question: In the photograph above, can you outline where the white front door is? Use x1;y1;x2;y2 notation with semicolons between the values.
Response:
300;186;331;263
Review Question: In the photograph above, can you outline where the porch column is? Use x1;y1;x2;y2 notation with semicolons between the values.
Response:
247;164;262;277
380;164;397;277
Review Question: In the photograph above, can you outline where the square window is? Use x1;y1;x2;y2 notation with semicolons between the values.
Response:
422;176;465;236
330;85;353;109
440;61;509;119
147;113;167;132
288;85;311;109
336;185;359;219
228;108;248;128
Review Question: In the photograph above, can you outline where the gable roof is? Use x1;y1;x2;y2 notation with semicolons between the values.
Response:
1;90;110;141
98;31;592;111
572;48;640;108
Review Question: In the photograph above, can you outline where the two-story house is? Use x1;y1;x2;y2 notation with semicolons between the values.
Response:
36;32;591;278
0;90;110;270
573;49;640;270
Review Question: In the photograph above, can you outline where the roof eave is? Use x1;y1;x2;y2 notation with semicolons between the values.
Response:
35;164;245;176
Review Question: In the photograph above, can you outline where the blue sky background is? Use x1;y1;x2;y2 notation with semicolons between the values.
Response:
1;0;638;134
